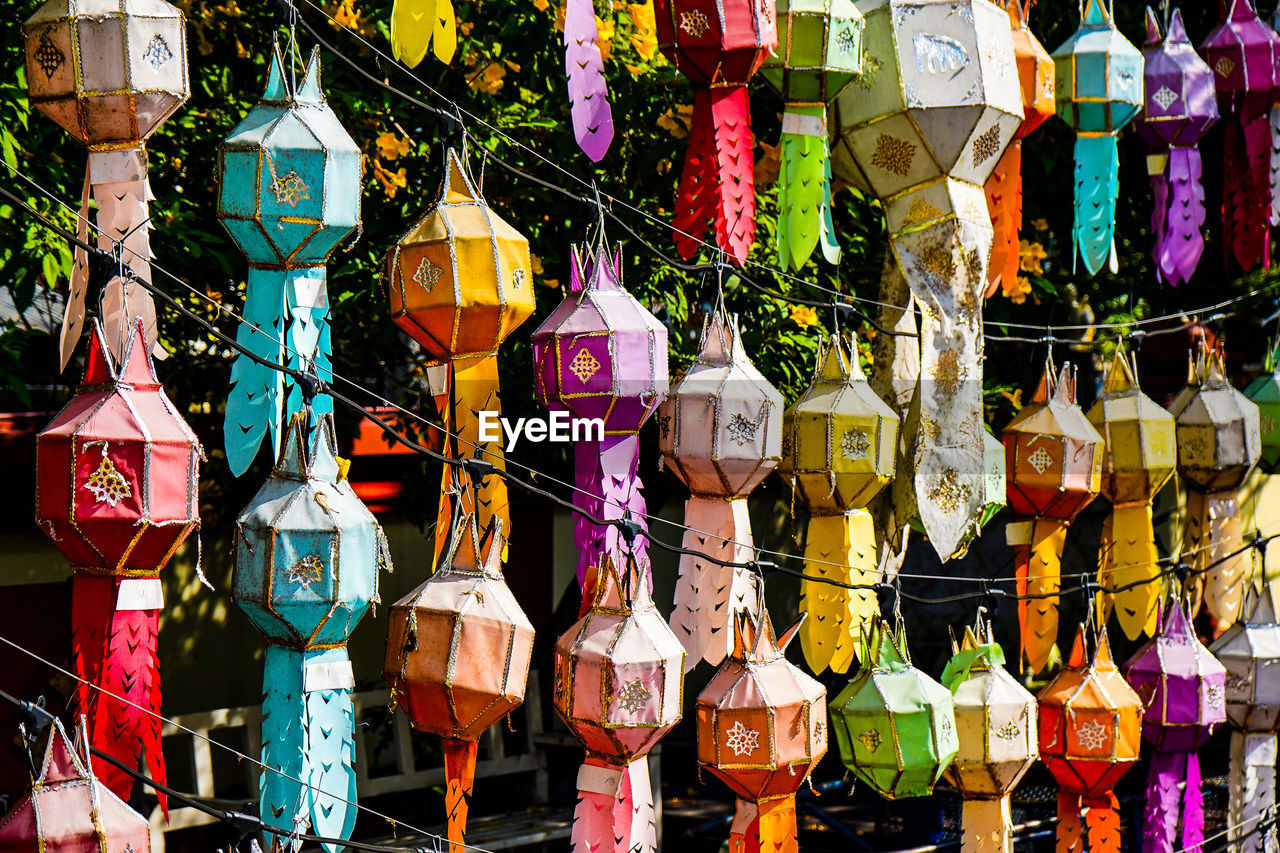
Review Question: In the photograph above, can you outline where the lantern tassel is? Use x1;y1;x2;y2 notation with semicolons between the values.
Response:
443;739;478;853
799;510;878;675
670;496;758;671
1013;518;1065;674
777;105;838;270
1057;791;1121;853
1098;504;1160;640
1229;732;1279;853
284;267;334;423
1144;751;1204;853
728;797;799;853
1150;147;1206;286
1223;115;1273;272
224;268;287;477
573;435;649;593
259;645;357;851
674;87;756;265
1184;489;1247;625
984;141;1022;300
1071;134;1119;277
563;0;614;162
960;797;1013;853
571;758;655;853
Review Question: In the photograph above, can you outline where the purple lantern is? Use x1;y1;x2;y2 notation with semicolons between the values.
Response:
531;241;668;588
1200;0;1280;272
1124;603;1227;853
1138;8;1217;286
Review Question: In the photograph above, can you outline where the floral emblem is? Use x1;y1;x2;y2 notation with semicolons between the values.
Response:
1075;719;1108;752
726;412;761;445
971;125;1001;167
725;720;760;757
616;680;652;714
285;554;325;589
1027;446;1053;474
271;171;310;208
83;447;131;507
870;134;916;177
1151;85;1178;111
841;429;870;460
858;728;882;752
569;348;601;383
34;28;64;78
927;467;973;515
678;9;711;37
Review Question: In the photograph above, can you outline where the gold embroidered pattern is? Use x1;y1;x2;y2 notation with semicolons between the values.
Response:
841;429;871;459
84;451;131;506
616;680;652;713
569;348;601;383
679;9;710;37
903;197;944;226
725;720;760;756
271;171;310;207
858;728;882;752
285;554;325;589
995;721;1021;742
934;349;966;396
971;125;1002;167
854;51;882;90
918;243;956;281
870;134;916;177
927;467;972;515
1215;56;1236;78
414;257;443;292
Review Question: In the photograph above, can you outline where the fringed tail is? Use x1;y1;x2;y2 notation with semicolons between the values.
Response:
284;266;332;419
799;510;879;675
674;88;755;263
984;141;1022;299
225;267;287;477
563;0;614;162
571;758;655;853
1012;518;1065;675
1155;147;1206;286
777;105;836;270
1098;504;1160;640
1071;134;1119;277
961;797;1013;853
444;739;478;853
1184;490;1247;625
728;797;799;853
1223;116;1273;272
1144;751;1204;853
1229;732;1279;853
573;435;647;593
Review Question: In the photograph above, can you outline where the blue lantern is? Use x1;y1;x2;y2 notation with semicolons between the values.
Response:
232;413;390;848
217;42;361;476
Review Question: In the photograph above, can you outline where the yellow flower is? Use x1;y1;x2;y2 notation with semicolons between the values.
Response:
555;3;566;31
333;0;361;29
533;0;549;10
530;254;545;275
595;15;615;61
1030;218;1049;231
657;104;693;139
755;139;780;187
1002;274;1033;305
790;305;819;329
468;62;507;95
626;2;658;59
1000;388;1023;411
375;132;412;161
372;161;408;198
459;20;475;34
1018;239;1046;274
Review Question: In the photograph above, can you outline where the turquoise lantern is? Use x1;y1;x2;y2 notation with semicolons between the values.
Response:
217;42;361;476
1245;341;1280;473
232;413;390;848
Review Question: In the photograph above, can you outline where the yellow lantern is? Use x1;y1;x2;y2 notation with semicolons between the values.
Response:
780;335;898;674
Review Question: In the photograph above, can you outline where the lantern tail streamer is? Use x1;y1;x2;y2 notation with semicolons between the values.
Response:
391;0;455;66
728;797;799;853
778;105;838;270
1184;490;1247;624
563;0;614;162
1223;116;1273;272
960;798;1013;853
626;756;657;853
60;172;92;370
984;141;1021;299
573;435;648;592
1057;792;1122;853
1013;518;1064;674
1144;751;1204;853
432;0;457;63
675;88;755;264
259;645;357;851
1271;103;1280;228
1229;732;1278;853
443;739;478;853
571;758;654;853
674;98;717;259
1072;134;1119;276
1152;147;1206;286
283;267;333;421
799;510;877;675
225;268;287;477
670;496;757;671
1098;505;1160;640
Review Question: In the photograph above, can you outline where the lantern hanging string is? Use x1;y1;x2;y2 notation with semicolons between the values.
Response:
0;177;1275;598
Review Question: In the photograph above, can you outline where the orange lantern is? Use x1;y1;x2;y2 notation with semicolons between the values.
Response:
696;603;826;852
1038;625;1142;853
1003;360;1103;673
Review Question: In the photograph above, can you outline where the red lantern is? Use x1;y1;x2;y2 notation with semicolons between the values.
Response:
653;0;776;263
35;319;202;809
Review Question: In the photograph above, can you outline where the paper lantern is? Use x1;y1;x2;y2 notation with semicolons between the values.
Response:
830;619;958;799
217;43;361;476
759;0;862;269
35;320;201;809
0;718;150;853
232;413;389;847
1124;602;1226;853
1272;4;1280;233
983;0;1054;298
1051;0;1143;276
384;512;533;851
1171;344;1261;624
532;242;668;589
553;558;684;853
940;615;1037;853
1200;0;1280;272
1211;584;1280;852
562;0;614;160
1244;341;1280;473
780;334;898;674
386;147;533;559
389;0;456;67
24;0;188;368
1137;8;1217;286
1003;361;1103;673
1086;348;1177;640
1038;625;1142;853
696;604;825;851
653;0;776;263
659;311;782;669
829;0;1020;560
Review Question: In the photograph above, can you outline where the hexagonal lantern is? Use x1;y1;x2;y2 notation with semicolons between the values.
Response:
1003;361;1103;674
1171;345;1261;624
1244;342;1280;473
984;0;1055;297
659;311;782;669
1200;0;1280;272
1139;8;1218;286
554;558;684;853
1124;603;1226;852
1212;585;1280;850
384;512;533;850
940;615;1037;853
760;0;863;269
1086;349;1177;640
696;606;826;851
1038;625;1142;853
217;43;361;477
24;0;189;366
831;619;959;799
1051;0;1143;276
780;334;898;674
233;412;389;846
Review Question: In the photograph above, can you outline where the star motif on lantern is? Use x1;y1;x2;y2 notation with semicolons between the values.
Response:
568;348;601;383
995;720;1021;742
616;680;653;714
83;450;131;506
413;257;442;293
927;467;973;515
725;720;760;756
726;412;761;445
34;27;64;78
143;34;173;70
1151;86;1178;111
271;171;311;208
840;429;870;460
870;133;916;177
678;9;710;37
1027;445;1053;474
285;554;325;589
858;728;882;752
1075;719;1108;752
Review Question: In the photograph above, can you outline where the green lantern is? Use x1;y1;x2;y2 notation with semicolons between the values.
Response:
830;619;958;798
1245;341;1280;474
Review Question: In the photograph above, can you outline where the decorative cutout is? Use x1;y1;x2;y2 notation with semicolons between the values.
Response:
1151;85;1178;111
870;134;916;177
658;413;672;439
836;27;859;54
971;125;1001;167
913;33;969;74
568;348;601;383
995;720;1021;742
616;680;653;713
1076;719;1108;751
725;720;760;756
726;412;761;445
512;268;526;290
83;450;131;506
840;429;870;460
927;467;973;515
34;28;63;78
143;34;173;70
413;257;443;293
1206;683;1222;709
270;171;310;208
1215;56;1235;78
678;9;710;37
858;728;882;752
1027;446;1053;474
285;554;325;589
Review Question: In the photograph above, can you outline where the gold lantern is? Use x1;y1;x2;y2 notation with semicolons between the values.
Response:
780;334;898;674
